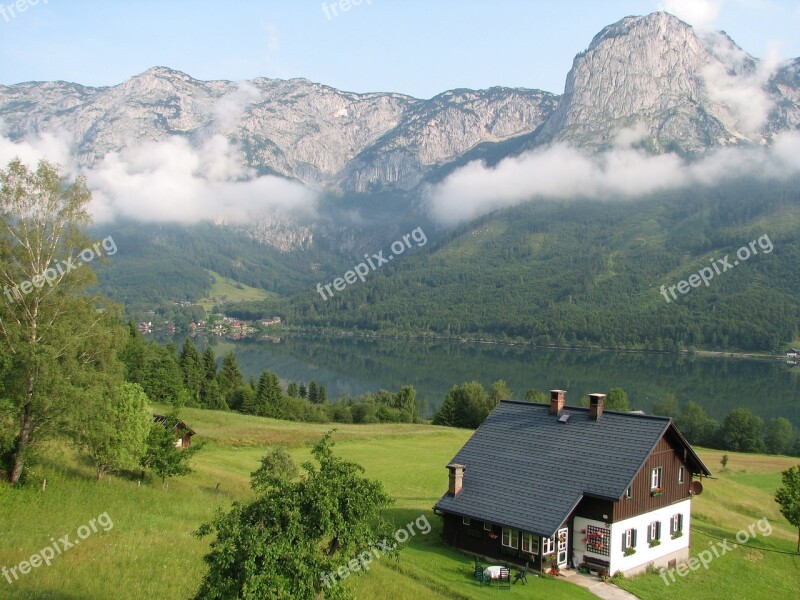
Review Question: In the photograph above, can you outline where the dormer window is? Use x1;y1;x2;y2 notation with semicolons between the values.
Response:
678;466;685;484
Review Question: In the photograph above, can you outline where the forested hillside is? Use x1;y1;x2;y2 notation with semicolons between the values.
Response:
244;179;800;352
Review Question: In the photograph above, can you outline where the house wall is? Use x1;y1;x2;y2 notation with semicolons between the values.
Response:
613;434;691;521
440;514;543;570
602;499;691;575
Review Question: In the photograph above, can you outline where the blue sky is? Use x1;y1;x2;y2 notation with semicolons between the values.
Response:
1;0;799;97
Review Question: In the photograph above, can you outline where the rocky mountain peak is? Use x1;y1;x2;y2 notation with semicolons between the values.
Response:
540;11;778;151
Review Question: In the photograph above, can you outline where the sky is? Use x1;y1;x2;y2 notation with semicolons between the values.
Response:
0;0;798;98
1;0;800;226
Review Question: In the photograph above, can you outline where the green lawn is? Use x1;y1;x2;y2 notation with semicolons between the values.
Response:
1;409;798;599
200;270;276;308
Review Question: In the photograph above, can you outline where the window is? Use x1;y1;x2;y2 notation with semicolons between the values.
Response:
462;517;470;526
625;486;632;499
651;467;663;490
647;521;661;543
670;514;684;535
622;528;637;551
678;467;685;484
586;525;610;556
484;522;492;531
502;528;519;549
521;532;538;553
541;536;555;555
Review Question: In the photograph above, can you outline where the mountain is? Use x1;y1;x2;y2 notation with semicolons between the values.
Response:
2;12;800;351
0;68;557;192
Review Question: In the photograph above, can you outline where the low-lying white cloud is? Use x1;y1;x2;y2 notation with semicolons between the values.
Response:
0;121;317;225
426;131;800;226
87;135;317;224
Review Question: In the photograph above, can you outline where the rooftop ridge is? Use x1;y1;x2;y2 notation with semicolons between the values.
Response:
498;399;673;422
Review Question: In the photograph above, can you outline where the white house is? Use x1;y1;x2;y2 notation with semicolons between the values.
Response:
434;390;711;576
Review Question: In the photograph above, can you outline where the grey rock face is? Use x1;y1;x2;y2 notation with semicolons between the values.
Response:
539;12;797;152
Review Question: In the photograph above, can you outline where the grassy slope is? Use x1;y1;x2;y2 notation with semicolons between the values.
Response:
202;270;277;305
1;408;797;599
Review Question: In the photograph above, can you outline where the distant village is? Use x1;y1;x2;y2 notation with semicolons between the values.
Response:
137;299;282;340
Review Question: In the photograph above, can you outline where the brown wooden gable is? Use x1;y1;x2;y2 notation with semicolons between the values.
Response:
612;428;691;521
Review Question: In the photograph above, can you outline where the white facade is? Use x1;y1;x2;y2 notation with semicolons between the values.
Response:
572;499;691;575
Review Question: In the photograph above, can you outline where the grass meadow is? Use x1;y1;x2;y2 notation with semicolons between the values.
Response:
1;406;798;599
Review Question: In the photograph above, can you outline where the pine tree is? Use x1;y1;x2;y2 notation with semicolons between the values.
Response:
179;338;203;404
218;352;243;403
202;347;217;382
318;385;328;404
299;383;307;399
287;382;299;397
308;381;319;404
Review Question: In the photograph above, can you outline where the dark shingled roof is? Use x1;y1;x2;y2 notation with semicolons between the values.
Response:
434;400;710;538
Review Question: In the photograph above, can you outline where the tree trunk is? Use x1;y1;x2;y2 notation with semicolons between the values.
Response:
9;403;33;486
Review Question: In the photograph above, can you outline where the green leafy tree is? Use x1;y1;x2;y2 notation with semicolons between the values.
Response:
299;382;307;399
250;446;298;493
721;408;765;453
391;385;416;422
318;385;328;405
652;394;679;417
194;432;396;600
524;389;549;403
287;381;299;398
765;418;794;455
675;401;718;446
605;388;630;411
73;382;151;480
774;465;800;552
141;413;199;487
0;158;126;485
489;380;512;407
433;382;492;429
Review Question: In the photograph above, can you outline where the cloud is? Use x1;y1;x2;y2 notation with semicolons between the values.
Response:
425;131;800;226
0;125;317;226
698;30;781;134
660;0;725;27
86;135;317;224
211;81;263;132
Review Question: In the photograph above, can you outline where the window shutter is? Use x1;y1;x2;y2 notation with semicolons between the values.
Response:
657;522;661;540
679;514;683;531
633;529;637;547
622;532;627;549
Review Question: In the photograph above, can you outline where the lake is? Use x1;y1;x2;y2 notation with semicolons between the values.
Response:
169;333;800;426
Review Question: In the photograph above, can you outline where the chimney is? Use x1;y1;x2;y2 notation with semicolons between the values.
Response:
589;393;606;420
550;390;566;415
446;463;465;496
